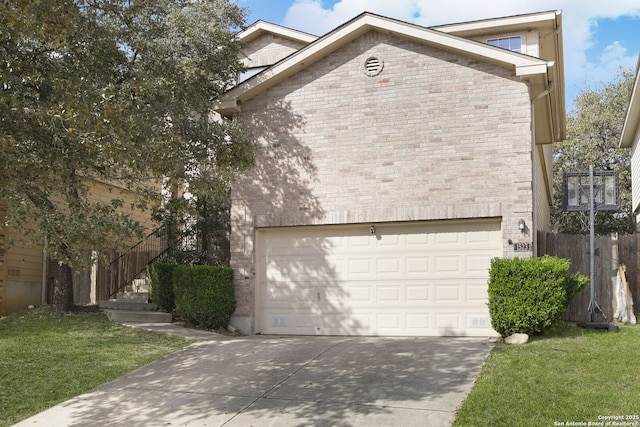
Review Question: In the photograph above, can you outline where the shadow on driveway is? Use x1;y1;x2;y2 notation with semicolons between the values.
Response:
14;334;494;426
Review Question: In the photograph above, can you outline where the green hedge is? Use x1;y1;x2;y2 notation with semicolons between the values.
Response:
173;265;236;329
147;263;178;311
487;256;588;337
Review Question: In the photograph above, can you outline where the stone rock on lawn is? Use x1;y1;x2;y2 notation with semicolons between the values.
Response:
504;333;529;345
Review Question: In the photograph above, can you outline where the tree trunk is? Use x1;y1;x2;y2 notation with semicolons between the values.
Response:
51;261;74;312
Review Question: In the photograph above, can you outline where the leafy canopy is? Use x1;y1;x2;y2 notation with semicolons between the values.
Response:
551;69;635;235
0;0;255;268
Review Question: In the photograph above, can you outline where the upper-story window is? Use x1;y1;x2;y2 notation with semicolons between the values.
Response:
238;66;267;84
487;36;522;53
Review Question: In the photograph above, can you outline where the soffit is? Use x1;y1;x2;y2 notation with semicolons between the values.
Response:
431;11;559;38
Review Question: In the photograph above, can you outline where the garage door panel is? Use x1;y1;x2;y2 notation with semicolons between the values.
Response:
346;285;372;302
406;233;429;245
467;284;489;302
434;256;460;273
347;258;372;276
435;285;461;302
348;235;373;248
406;313;429;329
376;286;401;302
435;231;462;245
377;313;401;329
466;254;493;272
377;234;401;246
257;220;501;336
376;257;402;274
266;256;339;281
466;229;497;243
406;285;430;302
405;256;430;274
435;313;461;333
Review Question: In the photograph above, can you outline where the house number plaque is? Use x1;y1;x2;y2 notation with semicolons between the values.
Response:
513;242;532;251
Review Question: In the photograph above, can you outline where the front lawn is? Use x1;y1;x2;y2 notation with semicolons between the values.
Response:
0;306;192;427
454;323;640;426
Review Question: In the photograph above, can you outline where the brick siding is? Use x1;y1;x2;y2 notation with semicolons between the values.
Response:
230;30;536;323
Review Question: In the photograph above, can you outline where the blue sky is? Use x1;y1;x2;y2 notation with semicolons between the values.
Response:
238;0;640;113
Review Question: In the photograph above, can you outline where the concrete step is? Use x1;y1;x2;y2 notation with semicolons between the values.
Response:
115;292;149;303
98;300;158;311
103;309;172;323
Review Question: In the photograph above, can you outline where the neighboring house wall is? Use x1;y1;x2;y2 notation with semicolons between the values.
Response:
85;178;158;249
0;179;159;314
633;141;640;216
230;29;535;328
2;229;43;315
620;59;640;223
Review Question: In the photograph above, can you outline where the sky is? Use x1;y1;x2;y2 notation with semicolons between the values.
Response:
237;0;640;113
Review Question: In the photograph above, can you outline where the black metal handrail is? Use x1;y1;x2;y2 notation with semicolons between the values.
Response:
107;228;205;299
107;228;170;298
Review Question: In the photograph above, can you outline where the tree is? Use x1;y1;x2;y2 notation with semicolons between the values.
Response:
551;69;635;235
0;0;256;311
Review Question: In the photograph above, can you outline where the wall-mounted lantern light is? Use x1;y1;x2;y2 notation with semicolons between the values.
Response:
370;225;376;235
518;219;526;232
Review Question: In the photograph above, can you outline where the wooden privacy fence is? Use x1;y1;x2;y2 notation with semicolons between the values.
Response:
537;232;640;322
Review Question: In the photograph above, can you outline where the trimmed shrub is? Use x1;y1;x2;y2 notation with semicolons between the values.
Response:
147;263;178;311
173;265;236;329
487;256;588;337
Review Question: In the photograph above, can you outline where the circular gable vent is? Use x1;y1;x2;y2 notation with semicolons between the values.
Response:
364;56;384;77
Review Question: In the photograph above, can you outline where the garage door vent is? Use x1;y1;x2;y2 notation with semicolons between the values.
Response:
272;317;287;327
471;317;489;328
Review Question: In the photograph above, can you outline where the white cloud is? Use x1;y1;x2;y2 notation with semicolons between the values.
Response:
580;41;638;90
281;0;640;107
283;0;419;35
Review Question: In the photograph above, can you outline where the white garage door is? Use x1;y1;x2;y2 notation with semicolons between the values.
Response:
256;220;502;336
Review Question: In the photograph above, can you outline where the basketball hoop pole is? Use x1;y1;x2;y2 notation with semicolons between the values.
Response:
562;167;618;326
587;165;606;322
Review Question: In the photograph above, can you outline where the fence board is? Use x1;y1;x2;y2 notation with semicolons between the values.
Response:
538;232;639;323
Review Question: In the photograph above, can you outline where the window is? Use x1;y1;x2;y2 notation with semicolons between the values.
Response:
237;66;267;83
487;36;522;53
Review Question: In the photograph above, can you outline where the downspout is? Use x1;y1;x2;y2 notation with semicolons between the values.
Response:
533;80;555;102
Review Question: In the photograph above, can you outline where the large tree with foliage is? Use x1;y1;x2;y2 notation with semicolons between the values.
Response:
0;0;255;311
551;69;635;235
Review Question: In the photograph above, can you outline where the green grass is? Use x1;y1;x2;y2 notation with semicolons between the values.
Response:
0;306;193;427
454;323;640;426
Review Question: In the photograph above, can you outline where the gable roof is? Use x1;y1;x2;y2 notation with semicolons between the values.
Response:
218;11;564;142
238;20;318;45
431;10;561;37
620;57;640;148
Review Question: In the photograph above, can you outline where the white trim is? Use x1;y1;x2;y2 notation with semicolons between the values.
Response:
217;13;551;114
432;10;560;34
239;20;318;44
621;59;640;148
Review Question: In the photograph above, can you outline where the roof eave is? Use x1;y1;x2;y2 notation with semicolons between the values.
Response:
238;20;318;44
432;10;560;36
620;58;640;148
217;13;551;116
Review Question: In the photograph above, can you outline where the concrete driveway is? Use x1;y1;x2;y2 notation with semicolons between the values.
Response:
14;326;494;426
